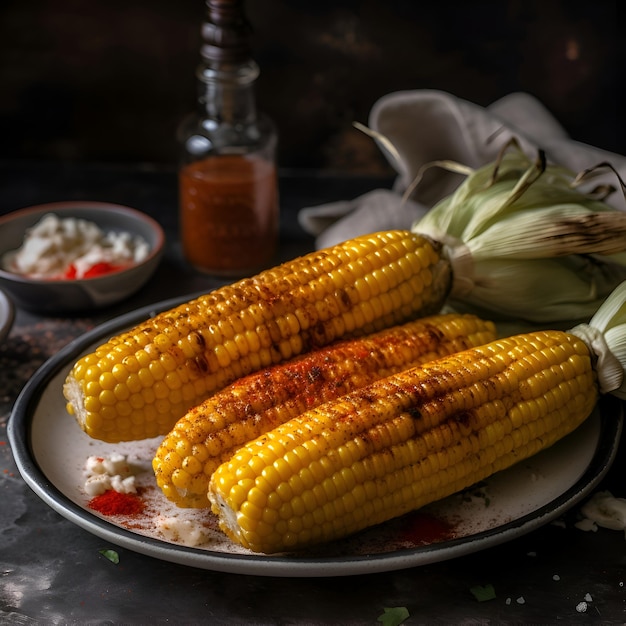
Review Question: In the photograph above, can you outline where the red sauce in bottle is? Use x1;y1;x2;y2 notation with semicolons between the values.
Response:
180;153;278;276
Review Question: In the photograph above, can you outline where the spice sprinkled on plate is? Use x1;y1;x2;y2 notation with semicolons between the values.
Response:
89;490;145;516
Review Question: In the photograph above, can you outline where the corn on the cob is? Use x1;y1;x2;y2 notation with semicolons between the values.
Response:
208;329;601;553
64;230;450;443
153;313;496;508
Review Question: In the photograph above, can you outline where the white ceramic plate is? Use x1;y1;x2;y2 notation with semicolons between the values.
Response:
8;296;624;577
0;287;15;342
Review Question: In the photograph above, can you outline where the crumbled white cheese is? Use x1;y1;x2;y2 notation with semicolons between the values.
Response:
576;601;588;613
86;452;132;477
579;491;626;537
2;213;149;279
156;515;209;547
84;453;136;495
553;574;560;581
84;473;112;496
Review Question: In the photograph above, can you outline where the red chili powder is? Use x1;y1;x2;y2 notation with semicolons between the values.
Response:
88;489;145;516
400;512;455;545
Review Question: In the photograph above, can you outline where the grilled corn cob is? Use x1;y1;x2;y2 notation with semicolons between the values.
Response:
64;230;450;442
208;281;626;553
153;313;496;508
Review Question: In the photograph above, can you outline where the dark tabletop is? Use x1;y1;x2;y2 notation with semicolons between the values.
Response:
1;160;625;625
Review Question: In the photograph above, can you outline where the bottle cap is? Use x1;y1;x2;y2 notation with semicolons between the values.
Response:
201;0;252;64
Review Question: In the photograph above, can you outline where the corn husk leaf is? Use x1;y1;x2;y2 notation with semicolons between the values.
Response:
571;281;626;399
411;142;626;325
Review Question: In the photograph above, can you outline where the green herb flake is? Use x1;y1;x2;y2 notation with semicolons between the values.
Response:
470;584;496;602
377;606;410;626
99;549;120;564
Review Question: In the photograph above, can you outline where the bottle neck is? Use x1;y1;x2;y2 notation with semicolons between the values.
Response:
181;1;275;159
196;58;259;125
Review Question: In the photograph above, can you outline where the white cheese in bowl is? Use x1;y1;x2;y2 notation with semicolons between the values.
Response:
1;213;150;279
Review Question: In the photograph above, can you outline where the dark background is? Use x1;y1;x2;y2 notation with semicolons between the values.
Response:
0;0;623;175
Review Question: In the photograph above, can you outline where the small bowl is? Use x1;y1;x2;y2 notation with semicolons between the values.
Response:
0;201;165;313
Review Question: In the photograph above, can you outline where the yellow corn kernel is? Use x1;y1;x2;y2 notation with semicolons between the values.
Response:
64;230;450;443
207;330;598;553
153;313;496;508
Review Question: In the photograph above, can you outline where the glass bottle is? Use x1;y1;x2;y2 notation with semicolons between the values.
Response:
178;0;279;276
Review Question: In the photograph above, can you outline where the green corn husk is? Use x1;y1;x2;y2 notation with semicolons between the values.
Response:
410;142;626;326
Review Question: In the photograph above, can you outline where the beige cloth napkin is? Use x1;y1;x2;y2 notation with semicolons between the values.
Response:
299;90;626;249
